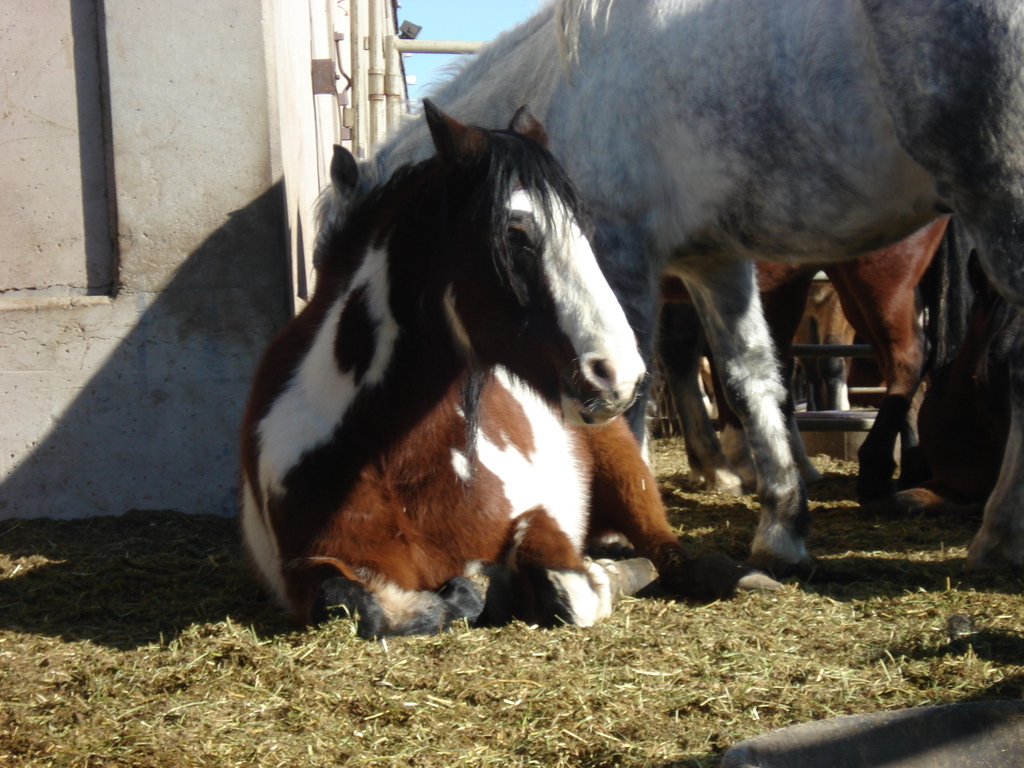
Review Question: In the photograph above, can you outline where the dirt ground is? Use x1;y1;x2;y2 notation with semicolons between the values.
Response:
1;439;1022;767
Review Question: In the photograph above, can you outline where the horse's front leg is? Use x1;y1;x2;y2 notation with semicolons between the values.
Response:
496;507;654;627
677;258;810;573
828;266;928;502
967;322;1024;569
589;221;662;451
584;418;765;600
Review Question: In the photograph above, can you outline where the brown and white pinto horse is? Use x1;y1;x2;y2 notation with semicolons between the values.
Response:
240;104;748;638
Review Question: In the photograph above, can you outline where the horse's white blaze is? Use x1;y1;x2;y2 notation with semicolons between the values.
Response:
257;248;397;497
474;366;590;549
510;189;644;404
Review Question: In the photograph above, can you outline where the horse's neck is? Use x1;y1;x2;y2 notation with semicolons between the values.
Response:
342;234;468;397
369;9;564;180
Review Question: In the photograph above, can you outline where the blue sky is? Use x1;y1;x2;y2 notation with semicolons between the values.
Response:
396;0;541;99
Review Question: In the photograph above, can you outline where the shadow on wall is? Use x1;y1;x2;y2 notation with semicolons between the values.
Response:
0;184;291;520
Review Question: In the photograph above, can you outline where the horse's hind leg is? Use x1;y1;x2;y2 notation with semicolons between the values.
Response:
968;415;1024;568
826;236;938;503
760;270;822;487
968;323;1024;568
862;0;1024;566
658;301;747;494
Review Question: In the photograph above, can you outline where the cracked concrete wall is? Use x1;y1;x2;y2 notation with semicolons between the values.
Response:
0;0;291;519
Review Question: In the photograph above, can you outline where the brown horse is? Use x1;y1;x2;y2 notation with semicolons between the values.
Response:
660;218;949;505
794;280;857;413
240;104;751;637
868;236;1018;534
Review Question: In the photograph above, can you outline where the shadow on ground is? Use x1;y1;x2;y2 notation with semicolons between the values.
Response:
0;512;291;649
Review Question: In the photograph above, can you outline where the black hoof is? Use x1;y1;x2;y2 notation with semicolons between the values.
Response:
310;576;385;639
659;551;745;603
438;577;485;624
856;474;897;505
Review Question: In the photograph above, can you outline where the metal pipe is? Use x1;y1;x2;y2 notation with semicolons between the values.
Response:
367;0;386;146
384;35;405;133
795;410;878;432
348;0;364;157
790;344;874;357
394;39;484;54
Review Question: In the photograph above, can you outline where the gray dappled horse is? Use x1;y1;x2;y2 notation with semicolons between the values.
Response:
334;0;1024;573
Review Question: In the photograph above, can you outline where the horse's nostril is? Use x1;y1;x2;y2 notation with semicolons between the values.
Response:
587;358;616;388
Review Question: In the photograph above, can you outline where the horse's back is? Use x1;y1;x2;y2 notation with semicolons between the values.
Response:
533;0;938;260
391;0;1024;265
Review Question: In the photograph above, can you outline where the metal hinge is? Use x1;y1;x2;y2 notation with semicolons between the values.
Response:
311;58;338;95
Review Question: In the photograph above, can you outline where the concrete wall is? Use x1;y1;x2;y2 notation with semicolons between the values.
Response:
0;0;292;518
0;0;114;296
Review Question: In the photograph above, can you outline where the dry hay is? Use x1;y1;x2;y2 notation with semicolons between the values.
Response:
2;439;1023;768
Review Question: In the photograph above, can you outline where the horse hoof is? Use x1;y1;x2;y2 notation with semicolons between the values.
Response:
746;554;815;582
310;576;386;638
438;576;485;624
862;488;983;520
737;569;782;591
658;551;745;603
966;534;1024;571
592;556;658;597
706;468;748;496
856;475;896;504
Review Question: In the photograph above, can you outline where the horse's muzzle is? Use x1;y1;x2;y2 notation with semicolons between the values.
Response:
561;375;641;426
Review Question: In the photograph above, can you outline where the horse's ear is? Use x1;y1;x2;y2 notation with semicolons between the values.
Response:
509;105;548;147
423;99;485;163
330;144;360;196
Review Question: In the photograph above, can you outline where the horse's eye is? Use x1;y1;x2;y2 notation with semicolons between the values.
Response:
507;226;535;254
505;226;543;305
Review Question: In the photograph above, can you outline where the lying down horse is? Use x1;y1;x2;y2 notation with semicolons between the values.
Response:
360;0;1024;572
240;104;749;637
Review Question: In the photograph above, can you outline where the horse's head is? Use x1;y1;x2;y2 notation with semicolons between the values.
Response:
422;101;646;425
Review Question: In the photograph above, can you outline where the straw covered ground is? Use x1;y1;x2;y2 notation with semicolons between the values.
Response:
2;439;1023;767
